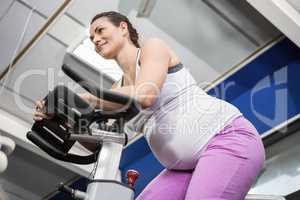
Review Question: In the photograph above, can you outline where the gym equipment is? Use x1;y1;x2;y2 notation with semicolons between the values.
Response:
27;62;140;200
0;135;15;200
0;135;15;173
26;57;285;200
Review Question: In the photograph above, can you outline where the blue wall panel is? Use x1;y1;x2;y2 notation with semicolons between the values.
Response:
121;151;164;197
208;38;300;134
120;135;152;167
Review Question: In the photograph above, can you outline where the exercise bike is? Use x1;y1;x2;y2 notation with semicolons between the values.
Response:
27;62;285;200
0;135;16;200
27;62;141;200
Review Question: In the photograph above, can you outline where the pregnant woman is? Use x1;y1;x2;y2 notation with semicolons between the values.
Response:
34;11;265;200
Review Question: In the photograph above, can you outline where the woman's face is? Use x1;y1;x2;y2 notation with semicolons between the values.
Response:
90;17;128;59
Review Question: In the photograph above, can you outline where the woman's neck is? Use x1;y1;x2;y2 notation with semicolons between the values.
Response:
115;44;139;75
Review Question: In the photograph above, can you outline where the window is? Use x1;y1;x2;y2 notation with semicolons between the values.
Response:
73;38;123;81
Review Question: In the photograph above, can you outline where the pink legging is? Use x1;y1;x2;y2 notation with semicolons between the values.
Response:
136;116;265;200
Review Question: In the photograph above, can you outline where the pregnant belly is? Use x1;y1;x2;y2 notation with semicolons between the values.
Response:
144;108;208;170
142;86;221;169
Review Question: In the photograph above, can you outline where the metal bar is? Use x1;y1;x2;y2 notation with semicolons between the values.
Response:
41;175;81;200
17;0;47;19
46;32;68;47
262;114;300;147
0;0;73;81
69;132;126;145
65;12;86;27
0;0;17;22
0;82;35;104
93;142;123;180
203;34;284;91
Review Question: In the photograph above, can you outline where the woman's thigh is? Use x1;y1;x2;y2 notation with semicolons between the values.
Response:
185;116;265;200
136;169;192;200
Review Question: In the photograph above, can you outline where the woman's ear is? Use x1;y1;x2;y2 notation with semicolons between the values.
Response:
119;21;129;36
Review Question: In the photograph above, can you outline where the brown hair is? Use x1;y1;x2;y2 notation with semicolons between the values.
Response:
91;11;140;48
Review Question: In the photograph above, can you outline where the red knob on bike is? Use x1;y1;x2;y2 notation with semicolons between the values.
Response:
126;169;139;188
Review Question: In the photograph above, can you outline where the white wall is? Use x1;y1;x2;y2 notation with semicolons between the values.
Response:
146;0;281;73
288;0;300;12
128;10;219;85
247;0;300;48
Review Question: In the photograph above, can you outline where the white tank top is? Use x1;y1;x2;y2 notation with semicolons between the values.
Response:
124;49;242;170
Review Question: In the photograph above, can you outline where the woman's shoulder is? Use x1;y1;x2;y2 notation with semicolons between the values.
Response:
140;37;181;66
141;37;169;50
139;37;171;58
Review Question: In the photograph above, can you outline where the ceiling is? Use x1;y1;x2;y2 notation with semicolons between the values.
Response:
0;0;281;125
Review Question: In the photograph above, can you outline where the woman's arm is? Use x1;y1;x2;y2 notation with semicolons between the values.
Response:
79;38;170;151
91;38;171;110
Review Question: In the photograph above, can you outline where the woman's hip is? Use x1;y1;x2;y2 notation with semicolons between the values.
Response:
203;115;266;164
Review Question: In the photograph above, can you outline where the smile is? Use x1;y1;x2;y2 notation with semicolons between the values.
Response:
97;41;108;50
